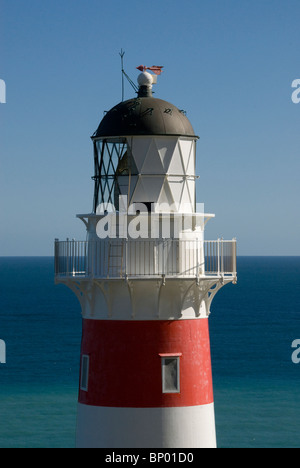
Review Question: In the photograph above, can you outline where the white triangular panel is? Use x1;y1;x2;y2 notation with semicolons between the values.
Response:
140;176;165;201
179;139;195;175
155;138;178;172
131;178;149;203
168;176;185;207
115;175;139;207
186;179;195;210
167;142;185;175
187;142;195;175
127;149;139;175
130;138;153;172
180;180;193;213
141;139;165;174
158;180;175;211
132;176;165;203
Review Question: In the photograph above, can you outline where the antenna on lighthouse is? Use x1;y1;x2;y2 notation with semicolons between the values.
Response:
119;49;125;102
119;49;138;101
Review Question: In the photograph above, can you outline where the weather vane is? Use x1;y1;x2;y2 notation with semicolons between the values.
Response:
136;65;164;75
119;50;164;101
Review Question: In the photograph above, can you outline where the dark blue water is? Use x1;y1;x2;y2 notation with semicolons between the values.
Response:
210;257;300;448
0;257;299;448
0;257;82;448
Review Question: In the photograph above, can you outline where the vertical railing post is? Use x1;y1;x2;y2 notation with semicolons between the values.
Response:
71;239;76;276
63;241;66;276
83;241;86;276
217;239;220;276
66;238;70;276
163;239;166;277
156;240;159;276
94;241;97;279
90;241;94;279
220;237;224;275
125;238;128;278
233;238;237;276
196;239;200;278
54;239;59;276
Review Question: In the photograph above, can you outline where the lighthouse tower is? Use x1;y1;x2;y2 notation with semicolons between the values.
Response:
55;69;237;448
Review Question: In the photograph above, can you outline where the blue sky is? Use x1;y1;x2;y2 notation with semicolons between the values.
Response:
0;0;300;255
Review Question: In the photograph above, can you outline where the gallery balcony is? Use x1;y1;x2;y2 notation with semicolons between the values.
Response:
55;238;237;282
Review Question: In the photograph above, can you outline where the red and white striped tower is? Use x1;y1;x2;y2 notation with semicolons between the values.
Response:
55;69;237;448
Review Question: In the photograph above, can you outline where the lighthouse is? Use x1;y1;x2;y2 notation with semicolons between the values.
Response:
55;67;237;448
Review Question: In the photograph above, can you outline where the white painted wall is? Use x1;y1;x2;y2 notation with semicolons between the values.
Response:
76;403;217;448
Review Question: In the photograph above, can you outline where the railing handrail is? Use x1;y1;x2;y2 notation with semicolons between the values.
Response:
55;238;237;280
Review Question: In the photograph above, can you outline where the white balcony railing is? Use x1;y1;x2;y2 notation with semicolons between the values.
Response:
55;238;237;280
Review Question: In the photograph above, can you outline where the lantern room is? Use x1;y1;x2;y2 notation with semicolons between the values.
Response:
91;71;198;215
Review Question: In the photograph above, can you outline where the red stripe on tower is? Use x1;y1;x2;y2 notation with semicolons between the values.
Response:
78;319;214;408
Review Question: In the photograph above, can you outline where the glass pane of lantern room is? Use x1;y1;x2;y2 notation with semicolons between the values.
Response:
110;143;120;173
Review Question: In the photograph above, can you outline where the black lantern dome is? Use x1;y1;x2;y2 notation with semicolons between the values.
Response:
93;96;196;139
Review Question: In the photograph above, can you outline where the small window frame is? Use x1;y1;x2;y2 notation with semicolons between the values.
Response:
159;353;182;394
80;355;90;392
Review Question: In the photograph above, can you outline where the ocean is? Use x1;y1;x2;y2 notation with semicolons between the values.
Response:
0;256;300;448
